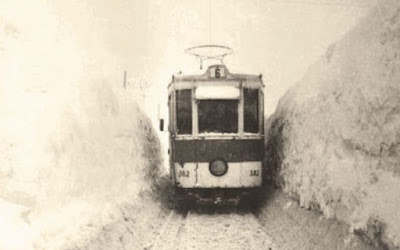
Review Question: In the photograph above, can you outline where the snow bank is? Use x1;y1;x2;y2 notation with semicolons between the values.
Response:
265;0;400;248
0;1;163;249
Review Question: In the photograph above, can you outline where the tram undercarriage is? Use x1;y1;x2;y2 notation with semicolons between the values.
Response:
175;187;262;206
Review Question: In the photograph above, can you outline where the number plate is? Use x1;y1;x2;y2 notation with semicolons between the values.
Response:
177;170;190;178
250;169;260;177
210;66;226;78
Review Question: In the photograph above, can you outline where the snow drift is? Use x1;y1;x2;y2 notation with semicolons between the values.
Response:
0;1;164;249
265;0;400;248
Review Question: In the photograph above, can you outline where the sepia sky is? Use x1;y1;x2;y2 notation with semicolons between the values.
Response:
25;0;374;117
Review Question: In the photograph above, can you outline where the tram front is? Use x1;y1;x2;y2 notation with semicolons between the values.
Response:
167;62;264;205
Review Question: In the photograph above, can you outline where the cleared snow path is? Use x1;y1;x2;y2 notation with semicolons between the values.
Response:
178;211;275;250
146;209;274;250
72;188;377;250
139;190;377;250
145;210;188;250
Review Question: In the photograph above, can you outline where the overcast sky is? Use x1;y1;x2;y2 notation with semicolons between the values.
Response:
0;0;376;171
52;0;373;117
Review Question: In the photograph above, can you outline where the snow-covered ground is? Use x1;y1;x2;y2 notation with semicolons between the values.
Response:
0;198;33;249
266;0;400;248
52;186;375;250
0;1;163;249
0;0;393;249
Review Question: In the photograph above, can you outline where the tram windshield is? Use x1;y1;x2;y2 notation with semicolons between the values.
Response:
198;100;238;134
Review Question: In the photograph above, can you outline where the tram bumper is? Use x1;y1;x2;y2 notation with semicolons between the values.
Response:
179;188;260;206
174;161;262;188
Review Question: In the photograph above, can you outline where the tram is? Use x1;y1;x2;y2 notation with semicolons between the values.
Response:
163;45;264;205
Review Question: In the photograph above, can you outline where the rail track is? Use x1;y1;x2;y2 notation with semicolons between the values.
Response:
144;206;275;250
141;197;379;250
144;209;188;250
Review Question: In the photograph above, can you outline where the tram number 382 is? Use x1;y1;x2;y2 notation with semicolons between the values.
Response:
178;170;190;178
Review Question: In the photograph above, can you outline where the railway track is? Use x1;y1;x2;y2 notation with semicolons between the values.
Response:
142;197;376;250
144;209;189;250
144;206;275;250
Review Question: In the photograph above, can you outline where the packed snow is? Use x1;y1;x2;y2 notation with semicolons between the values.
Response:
266;0;400;248
0;0;388;249
69;186;375;250
0;1;163;249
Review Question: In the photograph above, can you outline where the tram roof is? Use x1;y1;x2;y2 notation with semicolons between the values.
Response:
168;65;264;92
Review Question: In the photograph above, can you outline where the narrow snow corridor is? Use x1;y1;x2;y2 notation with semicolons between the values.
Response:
78;188;377;250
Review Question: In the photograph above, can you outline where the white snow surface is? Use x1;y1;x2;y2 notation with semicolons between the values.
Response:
0;1;162;249
0;198;33;249
266;0;400;248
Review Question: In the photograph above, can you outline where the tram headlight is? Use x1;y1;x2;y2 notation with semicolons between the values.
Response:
209;159;228;176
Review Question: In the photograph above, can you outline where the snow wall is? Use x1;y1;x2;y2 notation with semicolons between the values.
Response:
265;1;400;248
0;1;163;249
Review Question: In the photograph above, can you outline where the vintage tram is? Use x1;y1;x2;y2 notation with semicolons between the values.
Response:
165;46;264;205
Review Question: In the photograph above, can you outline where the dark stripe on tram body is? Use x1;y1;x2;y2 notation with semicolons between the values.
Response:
172;139;264;163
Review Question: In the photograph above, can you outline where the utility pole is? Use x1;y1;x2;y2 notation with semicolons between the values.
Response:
123;70;127;89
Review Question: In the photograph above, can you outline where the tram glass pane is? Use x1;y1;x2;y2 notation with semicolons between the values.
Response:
244;89;259;133
198;100;238;133
176;89;192;134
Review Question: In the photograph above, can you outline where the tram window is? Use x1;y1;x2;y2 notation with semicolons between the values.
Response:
176;89;192;134
244;89;259;133
168;94;172;131
198;100;238;134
